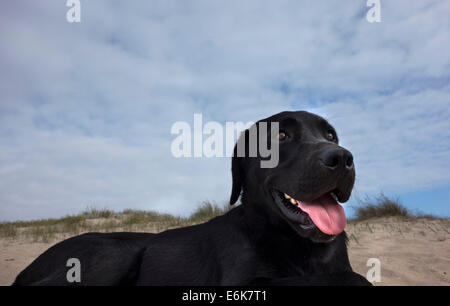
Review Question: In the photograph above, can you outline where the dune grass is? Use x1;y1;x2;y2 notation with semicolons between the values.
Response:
352;193;410;221
188;201;232;222
351;193;440;221
0;201;233;242
0;194;443;242
81;207;115;219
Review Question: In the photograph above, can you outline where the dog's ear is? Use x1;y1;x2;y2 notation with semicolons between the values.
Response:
230;130;248;205
230;145;243;205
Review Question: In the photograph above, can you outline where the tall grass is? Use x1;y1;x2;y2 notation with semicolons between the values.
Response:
188;201;231;222
0;201;233;241
2;194;440;242
82;207;115;219
352;193;411;221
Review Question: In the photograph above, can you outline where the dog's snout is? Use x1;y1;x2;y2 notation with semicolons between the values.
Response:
319;147;354;171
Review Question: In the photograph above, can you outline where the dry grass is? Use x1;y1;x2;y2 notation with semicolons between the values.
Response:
0;201;234;242
0;193;443;243
81;207;115;219
188;201;232;222
350;193;437;221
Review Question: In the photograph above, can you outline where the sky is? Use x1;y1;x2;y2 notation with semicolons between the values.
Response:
0;0;449;222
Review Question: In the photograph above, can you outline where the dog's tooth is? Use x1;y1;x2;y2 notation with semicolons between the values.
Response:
290;198;296;205
284;193;291;199
331;192;338;202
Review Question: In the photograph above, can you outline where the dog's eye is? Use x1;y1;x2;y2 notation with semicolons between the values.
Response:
278;131;288;141
326;132;335;141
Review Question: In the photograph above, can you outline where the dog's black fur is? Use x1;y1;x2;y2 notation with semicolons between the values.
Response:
13;111;370;286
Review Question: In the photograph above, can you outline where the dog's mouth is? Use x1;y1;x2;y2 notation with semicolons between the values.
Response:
272;189;347;239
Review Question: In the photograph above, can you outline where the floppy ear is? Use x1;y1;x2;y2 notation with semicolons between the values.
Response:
230;129;249;205
230;144;244;205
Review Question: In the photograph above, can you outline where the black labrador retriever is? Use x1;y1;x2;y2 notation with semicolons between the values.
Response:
13;111;370;286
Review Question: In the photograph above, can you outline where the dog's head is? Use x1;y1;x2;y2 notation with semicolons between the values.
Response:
230;111;355;243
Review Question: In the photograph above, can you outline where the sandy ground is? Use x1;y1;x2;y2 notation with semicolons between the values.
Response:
347;217;449;285
1;217;449;286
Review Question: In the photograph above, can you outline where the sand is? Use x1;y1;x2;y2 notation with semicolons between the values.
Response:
346;217;449;285
1;217;449;286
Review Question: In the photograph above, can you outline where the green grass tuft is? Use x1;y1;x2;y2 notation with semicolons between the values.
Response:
82;207;115;219
352;193;411;221
0;201;235;241
0;224;18;238
188;201;231;222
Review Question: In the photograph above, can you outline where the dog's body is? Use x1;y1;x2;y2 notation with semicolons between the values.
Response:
13;111;371;286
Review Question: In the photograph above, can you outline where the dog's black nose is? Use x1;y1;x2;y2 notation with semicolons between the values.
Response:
319;147;354;171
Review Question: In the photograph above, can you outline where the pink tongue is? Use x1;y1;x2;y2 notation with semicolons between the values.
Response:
296;194;346;235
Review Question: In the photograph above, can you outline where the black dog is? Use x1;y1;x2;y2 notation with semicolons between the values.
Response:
13;111;370;286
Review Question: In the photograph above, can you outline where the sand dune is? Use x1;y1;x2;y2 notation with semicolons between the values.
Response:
1;216;449;286
347;217;449;285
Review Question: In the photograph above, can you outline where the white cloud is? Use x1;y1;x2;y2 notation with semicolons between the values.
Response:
311;87;450;195
0;0;449;221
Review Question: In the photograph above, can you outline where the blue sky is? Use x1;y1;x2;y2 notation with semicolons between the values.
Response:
0;0;449;221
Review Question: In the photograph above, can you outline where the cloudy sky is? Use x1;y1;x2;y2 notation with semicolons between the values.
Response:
1;0;449;221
